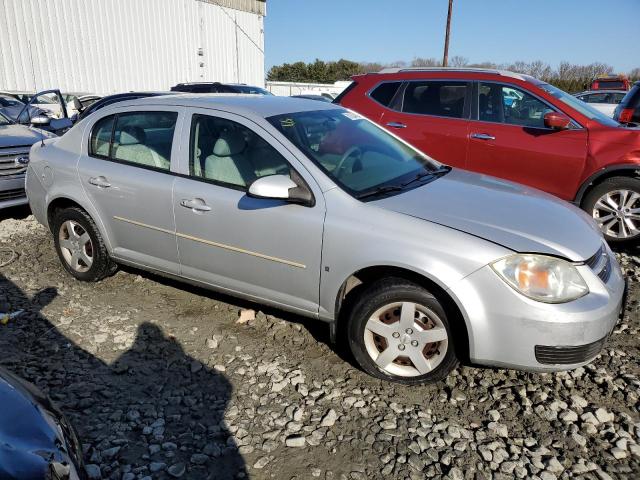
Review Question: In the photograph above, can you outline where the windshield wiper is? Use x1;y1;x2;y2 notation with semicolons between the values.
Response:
400;166;451;188
357;166;451;200
356;185;405;200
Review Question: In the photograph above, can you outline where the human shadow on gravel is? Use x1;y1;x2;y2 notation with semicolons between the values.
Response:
117;264;359;369
0;274;247;480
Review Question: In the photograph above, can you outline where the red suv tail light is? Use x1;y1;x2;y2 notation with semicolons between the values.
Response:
618;108;634;123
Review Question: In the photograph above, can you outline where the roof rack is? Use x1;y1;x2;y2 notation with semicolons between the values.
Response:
377;67;527;80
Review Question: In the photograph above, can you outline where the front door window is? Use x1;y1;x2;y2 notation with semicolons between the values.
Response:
478;83;553;128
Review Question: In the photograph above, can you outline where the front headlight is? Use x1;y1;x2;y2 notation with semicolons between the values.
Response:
491;254;589;303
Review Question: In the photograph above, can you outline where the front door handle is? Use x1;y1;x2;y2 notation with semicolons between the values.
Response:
470;133;496;141
386;122;407;129
180;198;211;212
88;176;111;188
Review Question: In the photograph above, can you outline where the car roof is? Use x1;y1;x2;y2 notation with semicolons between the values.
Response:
111;94;342;118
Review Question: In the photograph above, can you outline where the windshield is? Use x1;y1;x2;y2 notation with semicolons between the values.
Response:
267;109;446;198
539;83;620;127
0;111;12;125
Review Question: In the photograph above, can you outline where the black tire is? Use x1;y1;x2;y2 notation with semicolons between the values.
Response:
582;176;640;245
346;278;458;385
52;207;117;281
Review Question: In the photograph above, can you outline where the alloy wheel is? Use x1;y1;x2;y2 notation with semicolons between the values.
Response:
592;189;640;239
58;220;94;273
363;301;448;377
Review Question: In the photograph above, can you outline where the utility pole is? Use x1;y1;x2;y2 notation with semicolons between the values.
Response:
442;0;453;67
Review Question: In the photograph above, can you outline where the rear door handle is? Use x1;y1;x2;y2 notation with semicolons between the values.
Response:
386;122;407;129
88;176;111;188
470;133;496;141
180;198;211;212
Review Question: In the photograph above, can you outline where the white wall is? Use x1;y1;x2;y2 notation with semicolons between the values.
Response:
0;0;265;95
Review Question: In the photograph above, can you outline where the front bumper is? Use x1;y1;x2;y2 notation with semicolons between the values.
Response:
449;246;625;372
0;174;28;209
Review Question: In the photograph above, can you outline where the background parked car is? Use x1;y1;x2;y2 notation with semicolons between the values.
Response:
336;67;640;244
0;93;48;123
76;92;176;121
0;111;56;209
614;81;640;125
574;90;626;117
171;82;273;95
4;90;73;135
0;366;86;480
63;93;101;118
591;74;631;91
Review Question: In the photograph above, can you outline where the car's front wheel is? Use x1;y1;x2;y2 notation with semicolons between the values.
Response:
346;278;458;384
582;176;640;245
52;207;117;281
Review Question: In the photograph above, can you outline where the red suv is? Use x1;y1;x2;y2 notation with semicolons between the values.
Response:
336;68;640;244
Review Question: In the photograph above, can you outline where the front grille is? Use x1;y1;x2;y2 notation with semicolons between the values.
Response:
0;148;29;177
585;244;612;283
535;336;607;365
0;188;26;201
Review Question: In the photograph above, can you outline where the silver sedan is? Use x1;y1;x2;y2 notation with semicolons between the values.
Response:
25;95;626;384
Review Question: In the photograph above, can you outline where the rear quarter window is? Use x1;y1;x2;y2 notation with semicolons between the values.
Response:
369;82;403;107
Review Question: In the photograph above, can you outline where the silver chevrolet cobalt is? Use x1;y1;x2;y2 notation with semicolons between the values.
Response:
26;95;625;384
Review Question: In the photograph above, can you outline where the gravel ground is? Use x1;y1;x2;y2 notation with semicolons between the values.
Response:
1;209;639;480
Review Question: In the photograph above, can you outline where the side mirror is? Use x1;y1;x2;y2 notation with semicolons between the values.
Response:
30;115;51;126
248;174;314;206
544;111;571;130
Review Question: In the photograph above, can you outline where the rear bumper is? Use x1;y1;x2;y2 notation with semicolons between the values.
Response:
449;247;625;372
0;175;27;209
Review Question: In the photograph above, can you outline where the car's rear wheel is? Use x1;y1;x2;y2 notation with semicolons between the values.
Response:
346;278;457;384
52;207;116;281
582;176;640;244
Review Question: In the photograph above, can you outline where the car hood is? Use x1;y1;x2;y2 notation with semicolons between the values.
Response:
0;123;46;148
0;367;85;479
372;169;602;261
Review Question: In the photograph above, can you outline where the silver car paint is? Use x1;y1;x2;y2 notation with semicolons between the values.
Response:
372;168;603;262
26;95;625;371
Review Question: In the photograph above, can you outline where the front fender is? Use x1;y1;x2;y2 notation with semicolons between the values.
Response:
573;163;640;204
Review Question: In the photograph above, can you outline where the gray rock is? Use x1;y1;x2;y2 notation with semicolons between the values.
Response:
321;409;338;427
285;435;306;447
85;464;101;480
168;463;186;478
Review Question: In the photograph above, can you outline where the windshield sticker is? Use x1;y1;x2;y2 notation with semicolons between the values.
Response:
280;118;295;128
342;111;363;121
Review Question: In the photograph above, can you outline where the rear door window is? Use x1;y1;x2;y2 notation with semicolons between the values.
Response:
89;112;178;171
401;81;468;118
369;82;403;107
